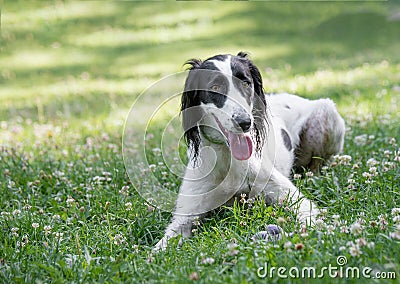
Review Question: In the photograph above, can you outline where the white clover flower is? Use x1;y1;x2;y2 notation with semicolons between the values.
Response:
340;225;349;234
161;172;168;180
66;196;75;205
362;172;372;178
44;225;52;235
227;243;239;256
356;238;367;247
326;225;335;235
366;158;378;167
367;242;375;249
32;223;39;229
293;174;302;180
125;202;132;211
384;150;391;157
12;209;21;216
350;222;363;235
284;241;292;250
202;257;215;265
305;171;314;177
338;155;352;165
315;219;325;230
113;234;126;245
347;184;355;190
54;232;63;239
354;134;367;146
369;167;378;176
339;246;346;251
11;227;19;236
389;231;400;240
119;186;129;195
54;170;65;177
391;208;400;216
192;217;201;226
349;243;362;257
332;215;341;226
378;214;388;226
319;208;328;216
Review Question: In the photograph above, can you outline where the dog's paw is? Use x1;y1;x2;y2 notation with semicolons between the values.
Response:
153;235;184;252
251;224;283;242
153;236;169;252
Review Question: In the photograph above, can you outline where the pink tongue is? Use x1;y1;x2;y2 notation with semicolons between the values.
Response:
227;132;253;160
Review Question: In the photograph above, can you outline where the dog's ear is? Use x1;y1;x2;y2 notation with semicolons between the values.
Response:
246;57;268;154
237;51;249;58
184;58;202;70
237;52;264;104
181;60;203;160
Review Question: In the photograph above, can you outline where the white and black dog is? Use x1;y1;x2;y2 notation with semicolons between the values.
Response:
154;52;345;251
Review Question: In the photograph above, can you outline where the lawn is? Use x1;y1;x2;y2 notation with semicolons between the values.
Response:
1;1;400;283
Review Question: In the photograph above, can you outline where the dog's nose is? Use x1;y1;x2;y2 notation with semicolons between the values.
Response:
232;112;251;132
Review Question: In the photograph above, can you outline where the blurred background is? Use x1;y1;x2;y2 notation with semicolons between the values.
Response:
1;1;400;143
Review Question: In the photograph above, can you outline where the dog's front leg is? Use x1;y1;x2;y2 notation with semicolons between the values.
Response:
153;213;200;252
154;177;219;252
262;170;320;225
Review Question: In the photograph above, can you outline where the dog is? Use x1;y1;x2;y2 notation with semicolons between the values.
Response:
154;52;345;251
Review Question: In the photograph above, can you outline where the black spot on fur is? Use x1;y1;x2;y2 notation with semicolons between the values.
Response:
281;129;292;151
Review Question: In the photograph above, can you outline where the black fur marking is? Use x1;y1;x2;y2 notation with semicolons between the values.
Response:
285;105;291;109
281;128;292;151
230;56;253;105
245;54;267;155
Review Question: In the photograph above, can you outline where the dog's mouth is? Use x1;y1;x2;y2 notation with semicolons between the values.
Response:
213;115;253;161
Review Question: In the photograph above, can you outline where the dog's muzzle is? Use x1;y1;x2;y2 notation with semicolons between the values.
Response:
232;112;251;132
213;114;253;161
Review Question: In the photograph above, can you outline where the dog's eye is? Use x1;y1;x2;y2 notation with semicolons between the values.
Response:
211;85;221;92
242;81;251;88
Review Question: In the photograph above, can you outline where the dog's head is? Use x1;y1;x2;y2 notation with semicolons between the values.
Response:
181;52;267;161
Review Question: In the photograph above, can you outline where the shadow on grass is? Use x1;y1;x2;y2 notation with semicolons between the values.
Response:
2;2;400;123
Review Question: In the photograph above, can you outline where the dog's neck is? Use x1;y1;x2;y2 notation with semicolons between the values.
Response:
199;125;225;145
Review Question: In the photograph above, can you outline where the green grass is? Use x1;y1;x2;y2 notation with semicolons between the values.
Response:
1;1;400;283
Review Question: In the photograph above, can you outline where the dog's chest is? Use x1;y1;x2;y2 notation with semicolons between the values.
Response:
212;154;258;193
